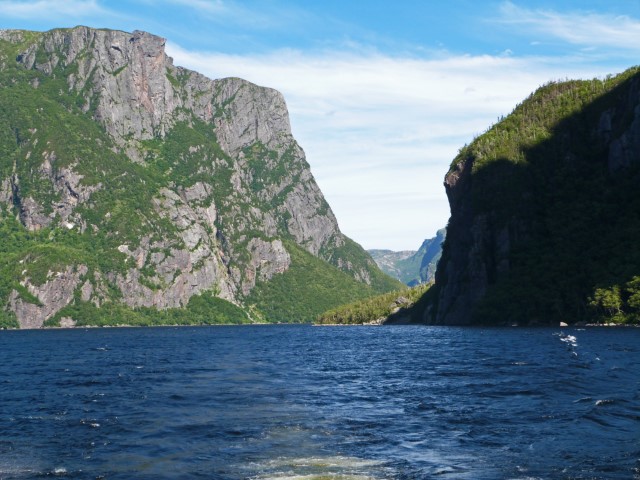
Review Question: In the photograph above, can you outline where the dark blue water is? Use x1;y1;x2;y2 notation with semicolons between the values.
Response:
0;326;638;479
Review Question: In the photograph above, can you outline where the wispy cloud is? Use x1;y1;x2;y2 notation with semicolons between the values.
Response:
167;43;616;249
159;0;314;31
498;1;640;52
0;0;110;20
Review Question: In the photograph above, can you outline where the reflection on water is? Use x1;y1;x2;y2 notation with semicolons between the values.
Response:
0;325;638;479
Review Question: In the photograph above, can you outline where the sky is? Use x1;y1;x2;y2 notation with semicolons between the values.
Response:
1;1;639;250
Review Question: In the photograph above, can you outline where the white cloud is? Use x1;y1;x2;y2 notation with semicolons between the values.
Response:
0;0;109;19
499;1;640;52
0;2;633;252
167;42;619;250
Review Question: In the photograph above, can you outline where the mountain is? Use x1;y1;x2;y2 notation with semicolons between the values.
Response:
417;67;640;326
368;228;445;285
367;249;415;282
0;27;401;328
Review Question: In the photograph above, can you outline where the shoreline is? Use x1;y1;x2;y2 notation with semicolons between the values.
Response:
2;321;638;331
1;322;296;331
314;324;640;328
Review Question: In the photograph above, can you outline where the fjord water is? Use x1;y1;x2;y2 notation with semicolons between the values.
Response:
0;326;638;479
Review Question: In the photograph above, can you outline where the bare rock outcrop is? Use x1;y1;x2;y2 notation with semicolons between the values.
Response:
9;266;87;329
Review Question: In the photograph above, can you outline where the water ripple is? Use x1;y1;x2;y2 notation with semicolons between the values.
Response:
0;326;638;479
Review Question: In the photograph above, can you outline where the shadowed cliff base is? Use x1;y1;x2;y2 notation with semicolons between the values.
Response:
414;67;640;326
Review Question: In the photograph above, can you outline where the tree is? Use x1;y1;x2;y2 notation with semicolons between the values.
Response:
589;286;622;322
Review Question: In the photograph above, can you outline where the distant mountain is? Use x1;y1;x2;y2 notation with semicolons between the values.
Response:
369;229;445;285
417;67;640;326
367;249;416;282
0;27;401;328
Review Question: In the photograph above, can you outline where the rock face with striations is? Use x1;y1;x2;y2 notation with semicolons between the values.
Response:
423;67;640;325
0;27;398;328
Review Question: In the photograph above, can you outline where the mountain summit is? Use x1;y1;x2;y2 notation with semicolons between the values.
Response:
0;27;399;328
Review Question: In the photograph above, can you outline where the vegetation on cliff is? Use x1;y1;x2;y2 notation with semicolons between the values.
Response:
0;27;400;328
43;292;251;327
428;66;640;325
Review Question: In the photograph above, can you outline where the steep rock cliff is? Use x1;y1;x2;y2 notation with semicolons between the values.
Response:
425;67;640;325
0;27;399;328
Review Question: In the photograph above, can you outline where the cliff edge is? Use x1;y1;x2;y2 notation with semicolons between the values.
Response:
422;67;640;325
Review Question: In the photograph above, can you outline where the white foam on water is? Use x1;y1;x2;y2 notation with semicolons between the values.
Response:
555;332;579;351
256;475;374;480
263;456;383;469
250;455;385;480
80;419;100;428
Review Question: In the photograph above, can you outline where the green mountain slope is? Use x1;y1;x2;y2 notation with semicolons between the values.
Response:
316;283;430;325
247;242;397;323
421;67;640;326
0;27;400;328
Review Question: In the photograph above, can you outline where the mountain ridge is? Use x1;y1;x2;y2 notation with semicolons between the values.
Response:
0;26;400;328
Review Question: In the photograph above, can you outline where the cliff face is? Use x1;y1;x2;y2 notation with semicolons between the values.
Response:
427;67;640;325
0;27;398;328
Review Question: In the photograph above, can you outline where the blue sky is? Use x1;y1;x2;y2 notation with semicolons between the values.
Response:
1;1;639;250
